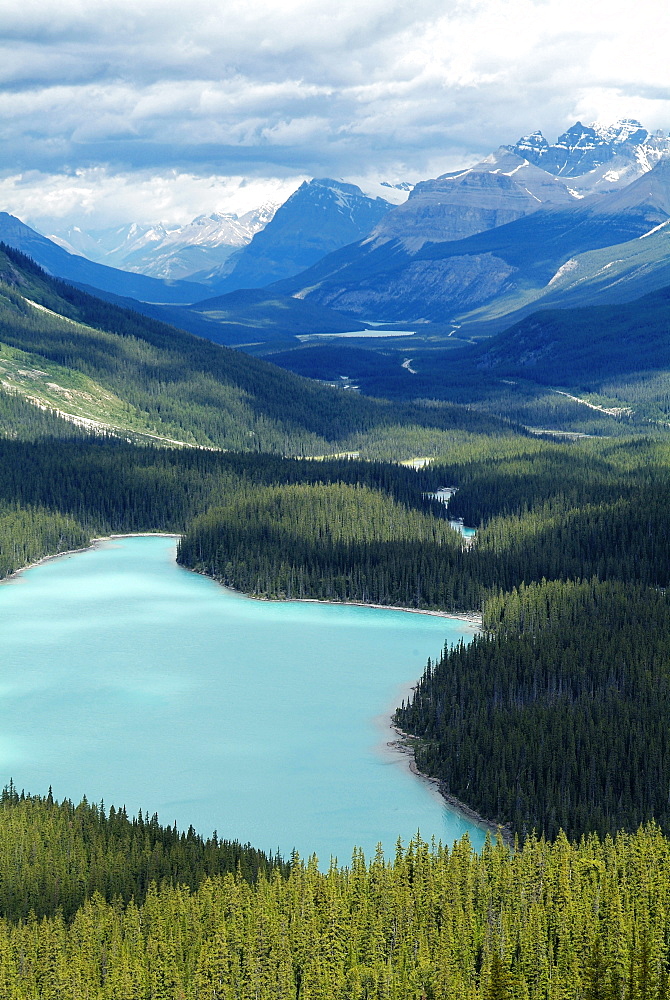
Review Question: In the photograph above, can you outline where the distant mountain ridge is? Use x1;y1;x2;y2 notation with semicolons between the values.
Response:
48;205;278;282
206;178;394;293
43;179;394;297
0;213;206;304
258;122;670;330
506;119;669;176
8;116;670;351
367;148;575;251
270;188;663;324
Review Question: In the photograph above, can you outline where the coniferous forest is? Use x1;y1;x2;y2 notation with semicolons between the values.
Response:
3;788;670;1000
4;246;670;994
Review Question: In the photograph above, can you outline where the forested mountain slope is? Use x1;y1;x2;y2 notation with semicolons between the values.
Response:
0;244;509;454
468;283;670;382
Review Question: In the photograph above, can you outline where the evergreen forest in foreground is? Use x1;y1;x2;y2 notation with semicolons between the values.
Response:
3;789;670;1000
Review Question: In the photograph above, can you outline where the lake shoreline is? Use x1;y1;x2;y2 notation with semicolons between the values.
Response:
186;565;483;626
4;539;481;628
285;597;481;626
389;724;514;846
1;532;181;584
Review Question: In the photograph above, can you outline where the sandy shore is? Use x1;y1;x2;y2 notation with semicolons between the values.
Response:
1;532;180;584
289;597;481;626
389;724;513;846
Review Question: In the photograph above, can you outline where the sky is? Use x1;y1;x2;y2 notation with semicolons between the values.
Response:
2;0;670;231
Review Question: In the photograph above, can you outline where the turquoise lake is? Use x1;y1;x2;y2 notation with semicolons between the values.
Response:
0;535;486;862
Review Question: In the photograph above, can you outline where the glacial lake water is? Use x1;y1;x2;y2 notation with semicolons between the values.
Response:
425;489;476;539
0;535;486;862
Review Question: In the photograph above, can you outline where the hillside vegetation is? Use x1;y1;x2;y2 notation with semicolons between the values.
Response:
2;790;670;1000
0;786;286;924
4;239;670;885
0;244;512;456
4;388;670;840
398;580;670;839
178;482;471;606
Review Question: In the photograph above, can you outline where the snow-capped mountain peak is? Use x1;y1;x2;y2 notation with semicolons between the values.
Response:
505;119;670;191
590;119;648;145
45;203;280;282
512;130;550;159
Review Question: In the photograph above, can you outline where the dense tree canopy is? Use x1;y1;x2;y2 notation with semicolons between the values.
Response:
2;791;670;1000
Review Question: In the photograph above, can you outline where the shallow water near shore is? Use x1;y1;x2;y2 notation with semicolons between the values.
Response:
0;535;486;861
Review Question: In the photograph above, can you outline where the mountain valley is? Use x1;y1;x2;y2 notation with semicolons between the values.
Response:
5;116;670;999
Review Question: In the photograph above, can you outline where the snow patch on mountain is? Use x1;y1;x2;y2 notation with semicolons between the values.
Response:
350;179;413;205
639;219;670;239
547;259;579;287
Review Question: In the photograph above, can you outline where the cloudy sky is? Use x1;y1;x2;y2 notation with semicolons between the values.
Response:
2;0;670;230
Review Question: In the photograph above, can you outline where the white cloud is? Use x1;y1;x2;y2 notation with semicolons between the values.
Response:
1;0;669;226
0;169;304;230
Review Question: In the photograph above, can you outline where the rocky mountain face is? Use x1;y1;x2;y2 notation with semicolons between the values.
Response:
505;119;670;194
271;177;670;329
450;158;670;327
362;119;670;261
258;121;670;329
206;178;393;294
48;205;278;283
368;149;574;250
264;147;584;322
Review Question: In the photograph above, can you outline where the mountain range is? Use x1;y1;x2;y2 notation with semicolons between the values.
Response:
48;205;278;282
0;213;206;304
261;122;670;331
5;116;670;410
505;119;670;188
41;178;396;295
185;178;394;292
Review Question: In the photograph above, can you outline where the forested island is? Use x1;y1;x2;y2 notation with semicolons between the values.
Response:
4;245;670;994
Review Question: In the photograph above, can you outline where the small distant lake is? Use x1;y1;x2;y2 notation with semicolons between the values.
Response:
296;331;416;341
426;488;477;538
0;536;486;862
453;522;476;539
